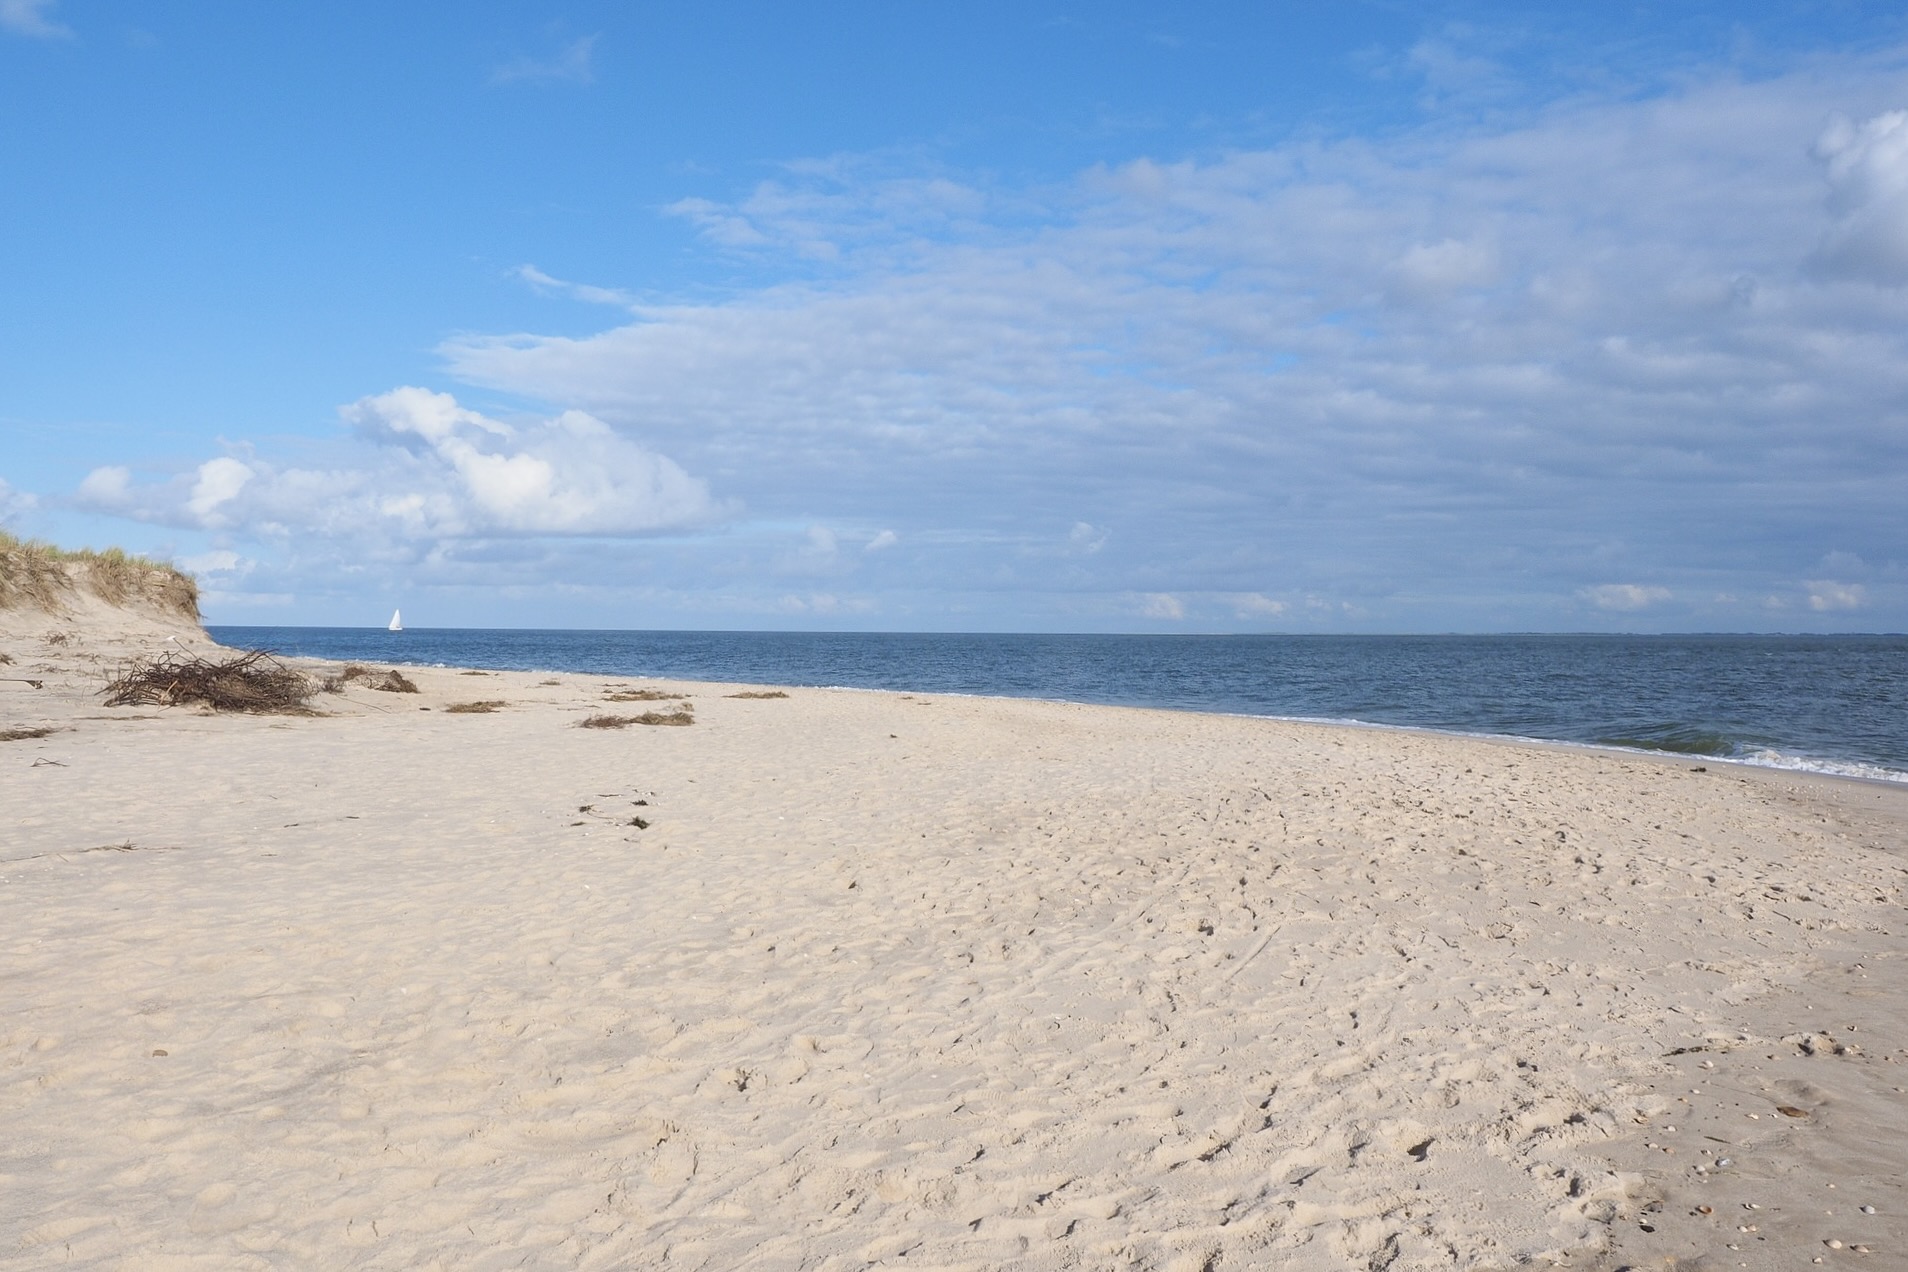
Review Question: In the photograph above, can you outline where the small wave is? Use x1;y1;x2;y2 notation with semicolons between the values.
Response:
1590;730;1736;757
1734;748;1908;785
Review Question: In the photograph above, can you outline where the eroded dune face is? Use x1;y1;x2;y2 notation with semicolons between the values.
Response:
1;539;213;681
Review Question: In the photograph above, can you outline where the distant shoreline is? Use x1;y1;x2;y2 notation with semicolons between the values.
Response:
210;624;1908;785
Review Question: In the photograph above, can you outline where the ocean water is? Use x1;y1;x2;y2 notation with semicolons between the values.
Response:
209;628;1908;784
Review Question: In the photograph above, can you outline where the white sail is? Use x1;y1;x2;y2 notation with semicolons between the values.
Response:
388;608;403;632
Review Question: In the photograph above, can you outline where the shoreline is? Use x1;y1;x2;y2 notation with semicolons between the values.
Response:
205;626;1908;791
3;626;1905;1268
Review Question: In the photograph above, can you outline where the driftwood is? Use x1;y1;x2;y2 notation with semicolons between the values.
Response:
101;650;316;713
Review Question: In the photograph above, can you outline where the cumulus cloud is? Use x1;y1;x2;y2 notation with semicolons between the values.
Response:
1581;584;1672;611
1806;579;1867;610
76;465;132;509
865;529;898;552
1139;593;1185;620
0;0;71;38
1810;111;1908;285
186;457;254;527
76;388;718;542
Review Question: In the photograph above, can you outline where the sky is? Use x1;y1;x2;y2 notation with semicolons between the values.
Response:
3;2;1907;633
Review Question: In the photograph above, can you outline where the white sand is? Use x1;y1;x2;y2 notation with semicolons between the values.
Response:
2;617;1904;1270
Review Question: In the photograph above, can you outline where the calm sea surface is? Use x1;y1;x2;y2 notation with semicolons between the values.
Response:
209;628;1908;784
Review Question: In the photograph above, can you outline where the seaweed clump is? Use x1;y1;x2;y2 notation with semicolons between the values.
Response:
101;650;316;713
578;709;694;728
326;664;419;693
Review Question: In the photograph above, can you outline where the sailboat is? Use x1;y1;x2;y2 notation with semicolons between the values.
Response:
387;608;403;633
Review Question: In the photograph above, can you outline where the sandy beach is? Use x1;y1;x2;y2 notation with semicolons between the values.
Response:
3;608;1905;1270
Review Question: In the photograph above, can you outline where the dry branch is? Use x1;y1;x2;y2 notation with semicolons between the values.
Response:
100;650;317;714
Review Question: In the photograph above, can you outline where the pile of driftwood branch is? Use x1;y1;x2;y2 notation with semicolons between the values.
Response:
101;650;316;713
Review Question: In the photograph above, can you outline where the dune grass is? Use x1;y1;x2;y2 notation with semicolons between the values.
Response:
725;690;790;699
0;531;200;619
445;700;507;714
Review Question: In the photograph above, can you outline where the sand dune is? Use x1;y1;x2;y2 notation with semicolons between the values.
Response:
1;623;1903;1269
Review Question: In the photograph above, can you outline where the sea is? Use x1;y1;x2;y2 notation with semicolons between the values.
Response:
208;628;1908;785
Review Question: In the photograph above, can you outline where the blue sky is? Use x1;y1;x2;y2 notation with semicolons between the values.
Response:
4;2;1907;632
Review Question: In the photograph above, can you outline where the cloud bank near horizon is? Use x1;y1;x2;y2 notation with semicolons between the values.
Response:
33;50;1908;629
76;387;714;543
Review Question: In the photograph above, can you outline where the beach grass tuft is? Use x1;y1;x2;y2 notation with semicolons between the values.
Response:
0;726;57;741
725;690;790;699
445;700;507;713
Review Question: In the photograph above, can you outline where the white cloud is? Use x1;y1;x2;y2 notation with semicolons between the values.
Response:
345;388;715;534
0;476;39;523
77;387;718;541
179;549;245;576
0;0;72;38
1805;579;1867;611
77;465;132;509
1581;584;1672;611
665;166;988;262
665;197;773;249
1810;111;1908;285
1233;593;1288;619
491;34;597;86
1139;592;1185;620
1066;523;1108;555
186;457;254;527
512;264;635;308
865;529;898;552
